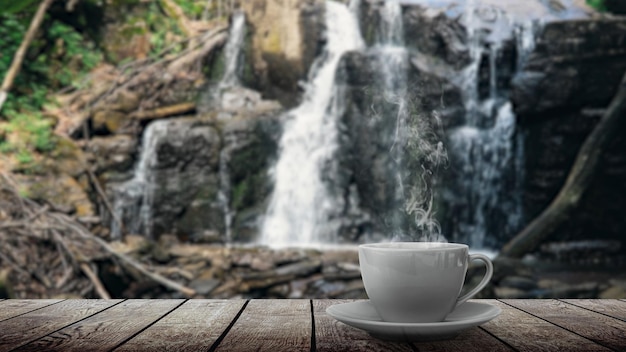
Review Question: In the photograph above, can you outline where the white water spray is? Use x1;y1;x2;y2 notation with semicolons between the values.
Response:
110;120;170;239
259;1;364;248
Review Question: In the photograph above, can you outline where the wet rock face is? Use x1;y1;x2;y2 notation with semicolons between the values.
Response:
514;17;626;245
141;118;223;239
338;0;626;250
221;113;281;243
512;19;626;117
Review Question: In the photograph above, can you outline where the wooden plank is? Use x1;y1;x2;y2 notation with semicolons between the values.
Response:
482;300;611;352
503;299;626;351
11;299;184;352
0;299;122;352
213;299;311;352
411;299;515;352
114;300;245;352
0;299;62;322
314;300;414;352
561;299;626;322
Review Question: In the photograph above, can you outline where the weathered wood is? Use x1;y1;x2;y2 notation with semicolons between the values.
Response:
0;299;624;351
213;299;311;352
561;299;626;322
482;300;611;352
114;299;245;352
0;299;122;352
11;299;184;352
502;299;626;351
0;299;62;322
314;299;417;352
130;102;196;121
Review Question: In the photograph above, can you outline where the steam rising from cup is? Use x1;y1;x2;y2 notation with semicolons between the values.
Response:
377;89;449;244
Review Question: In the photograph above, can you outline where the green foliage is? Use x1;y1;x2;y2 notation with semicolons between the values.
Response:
173;0;205;19
146;1;185;56
587;0;607;11
0;108;57;165
0;5;103;165
0;0;39;15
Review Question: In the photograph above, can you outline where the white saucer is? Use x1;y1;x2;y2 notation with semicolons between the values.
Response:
326;301;501;341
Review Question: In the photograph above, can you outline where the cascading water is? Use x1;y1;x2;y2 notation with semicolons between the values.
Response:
259;1;365;247
110;120;169;239
373;1;449;242
217;11;247;243
442;3;539;249
110;12;248;240
219;11;246;89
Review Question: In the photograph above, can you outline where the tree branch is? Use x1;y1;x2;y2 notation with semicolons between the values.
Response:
500;72;626;258
0;0;55;113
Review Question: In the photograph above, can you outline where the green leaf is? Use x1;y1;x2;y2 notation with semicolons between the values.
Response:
0;0;40;14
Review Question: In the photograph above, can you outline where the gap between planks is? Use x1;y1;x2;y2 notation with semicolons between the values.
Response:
0;299;65;323
558;299;626;322
499;299;626;352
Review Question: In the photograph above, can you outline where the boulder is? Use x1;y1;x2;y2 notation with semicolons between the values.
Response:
87;135;137;174
108;117;223;240
241;0;324;107
16;174;94;216
512;18;626;117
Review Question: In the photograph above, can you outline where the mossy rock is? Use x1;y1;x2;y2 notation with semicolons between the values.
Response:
46;137;87;177
16;174;95;216
92;110;129;134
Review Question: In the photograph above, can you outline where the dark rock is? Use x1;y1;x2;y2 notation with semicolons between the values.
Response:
87;135;137;173
337;49;455;239
106;117;223;240
221;112;282;243
402;3;471;70
512;18;626;117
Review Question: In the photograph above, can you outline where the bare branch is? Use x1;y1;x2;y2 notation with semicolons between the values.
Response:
0;0;56;113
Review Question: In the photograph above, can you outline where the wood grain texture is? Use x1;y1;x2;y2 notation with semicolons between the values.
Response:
314;300;414;352
0;299;62;322
502;299;626;351
561;299;626;322
482;300;611;352
0;299;624;352
213;299;311;352
0;299;122;352
10;299;184;352
113;299;245;352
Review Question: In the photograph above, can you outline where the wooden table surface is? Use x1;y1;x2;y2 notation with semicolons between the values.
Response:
0;299;625;351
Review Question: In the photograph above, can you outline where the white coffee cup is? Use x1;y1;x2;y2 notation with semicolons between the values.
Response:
359;242;493;323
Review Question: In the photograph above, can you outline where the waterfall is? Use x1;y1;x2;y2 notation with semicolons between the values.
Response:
110;120;170;239
442;4;539;249
220;11;246;89
110;12;248;240
259;1;365;248
217;11;247;243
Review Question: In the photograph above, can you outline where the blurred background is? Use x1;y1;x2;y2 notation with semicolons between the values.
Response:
1;0;625;300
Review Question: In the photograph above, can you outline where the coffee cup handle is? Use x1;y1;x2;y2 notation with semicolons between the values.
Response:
456;253;493;308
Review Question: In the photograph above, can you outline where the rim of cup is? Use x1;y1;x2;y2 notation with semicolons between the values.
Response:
359;242;468;251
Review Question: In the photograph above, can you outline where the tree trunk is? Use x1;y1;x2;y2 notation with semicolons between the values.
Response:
0;0;55;113
500;72;626;258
